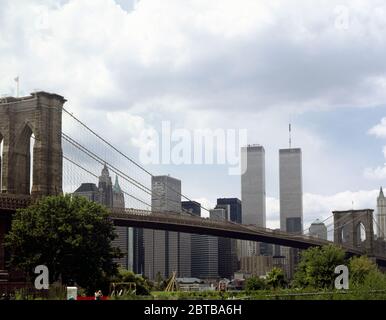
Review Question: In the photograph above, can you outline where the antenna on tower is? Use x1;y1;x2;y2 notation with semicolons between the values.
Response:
289;123;292;149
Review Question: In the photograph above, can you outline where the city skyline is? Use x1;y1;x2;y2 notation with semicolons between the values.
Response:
2;0;386;305
1;0;386;232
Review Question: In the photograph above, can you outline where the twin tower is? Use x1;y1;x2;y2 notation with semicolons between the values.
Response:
241;145;303;233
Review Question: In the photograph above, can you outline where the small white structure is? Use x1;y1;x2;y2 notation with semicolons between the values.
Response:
66;287;78;300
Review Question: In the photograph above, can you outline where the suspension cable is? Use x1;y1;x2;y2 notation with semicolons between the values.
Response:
63;107;210;213
62;134;200;218
63;155;151;208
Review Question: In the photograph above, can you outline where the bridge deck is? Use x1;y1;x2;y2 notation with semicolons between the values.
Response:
1;199;386;266
0;194;31;211
111;208;363;253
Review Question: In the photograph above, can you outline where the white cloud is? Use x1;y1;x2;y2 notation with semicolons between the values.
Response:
1;0;386;217
106;111;155;148
369;117;386;138
266;196;280;229
364;163;386;180
365;120;386;179
192;197;214;218
2;0;386;113
265;189;379;231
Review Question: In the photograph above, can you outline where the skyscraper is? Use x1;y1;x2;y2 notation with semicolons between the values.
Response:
240;145;266;259
279;148;303;233
73;183;100;203
73;165;132;270
182;201;201;217
377;187;386;239
184;201;219;279
209;208;230;279
241;145;266;227
112;176;131;270
133;228;144;274
309;219;327;240
207;206;238;279
98;164;113;207
279;148;303;279
217;198;242;224
216;198;241;275
144;175;191;280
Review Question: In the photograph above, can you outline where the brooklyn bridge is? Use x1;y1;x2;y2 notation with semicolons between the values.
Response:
1;91;386;285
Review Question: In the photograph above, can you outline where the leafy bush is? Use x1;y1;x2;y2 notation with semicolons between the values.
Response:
245;276;267;291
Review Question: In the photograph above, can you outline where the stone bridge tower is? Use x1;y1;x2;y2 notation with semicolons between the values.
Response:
0;92;65;198
333;209;374;255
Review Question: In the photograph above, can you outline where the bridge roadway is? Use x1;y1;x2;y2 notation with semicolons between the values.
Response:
112;208;362;253
2;195;386;266
112;208;386;267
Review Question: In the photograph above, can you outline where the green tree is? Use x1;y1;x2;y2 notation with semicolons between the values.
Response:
266;267;286;289
293;244;345;289
112;269;152;295
5;195;121;294
245;276;267;291
349;256;379;286
154;271;166;291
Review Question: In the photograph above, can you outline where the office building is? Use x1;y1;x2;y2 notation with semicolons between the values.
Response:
209;207;238;279
241;145;266;226
239;255;273;277
217;198;241;274
309;219;328;240
73;183;100;203
240;145;266;258
111;176;132;270
73;165;132;270
144;175;191;280
279;148;303;279
279;148;303;233
217;198;242;224
133;228;145;274
182;201;201;216
184;201;219;279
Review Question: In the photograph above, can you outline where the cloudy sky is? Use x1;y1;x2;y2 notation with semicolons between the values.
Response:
1;0;386;230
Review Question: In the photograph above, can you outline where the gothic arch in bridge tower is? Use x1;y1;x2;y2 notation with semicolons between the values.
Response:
0;92;66;198
13;123;34;195
355;222;367;247
333;209;374;255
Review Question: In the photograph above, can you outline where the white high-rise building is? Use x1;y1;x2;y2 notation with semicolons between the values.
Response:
240;145;266;258
279;148;303;280
377;187;386;239
279;148;303;233
241;145;266;226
